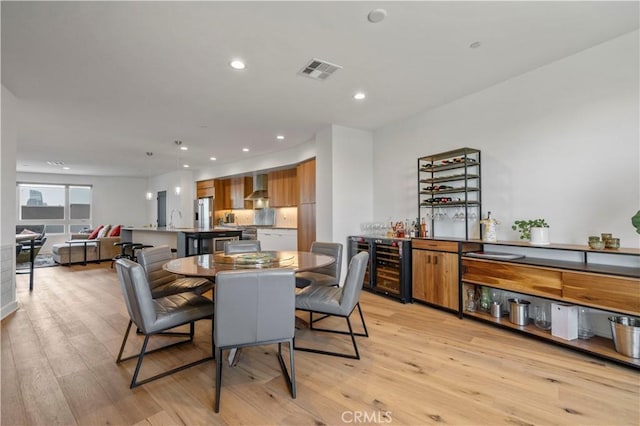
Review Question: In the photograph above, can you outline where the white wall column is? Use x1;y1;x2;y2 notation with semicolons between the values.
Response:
1;85;19;318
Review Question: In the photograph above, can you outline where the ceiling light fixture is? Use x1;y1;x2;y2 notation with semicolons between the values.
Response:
210;157;217;161
367;8;387;23
230;59;246;70
62;166;71;170
353;92;366;100
183;164;189;168
242;148;249;152
174;140;183;195
276;135;285;140
180;146;188;151
145;152;153;200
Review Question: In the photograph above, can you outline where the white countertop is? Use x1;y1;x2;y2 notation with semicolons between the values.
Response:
122;227;241;233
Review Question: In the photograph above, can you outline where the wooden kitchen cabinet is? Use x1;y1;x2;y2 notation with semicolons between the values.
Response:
229;176;253;209
268;168;298;207
412;239;460;311
196;179;214;198
297;158;315;203
297;203;316;251
214;179;231;211
297;158;316;251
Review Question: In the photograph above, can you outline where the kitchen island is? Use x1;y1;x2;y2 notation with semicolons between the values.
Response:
120;227;241;257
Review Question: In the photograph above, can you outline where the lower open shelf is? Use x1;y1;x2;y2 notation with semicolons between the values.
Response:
463;309;640;369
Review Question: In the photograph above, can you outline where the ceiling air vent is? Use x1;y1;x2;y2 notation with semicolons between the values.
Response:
298;58;342;81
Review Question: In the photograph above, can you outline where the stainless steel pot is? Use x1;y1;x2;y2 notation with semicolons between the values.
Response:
509;298;530;326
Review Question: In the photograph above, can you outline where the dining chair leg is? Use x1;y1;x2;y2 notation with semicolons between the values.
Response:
276;340;296;398
116;320;133;363
356;303;369;337
130;335;151;388
289;340;296;398
346;316;360;360
215;347;223;413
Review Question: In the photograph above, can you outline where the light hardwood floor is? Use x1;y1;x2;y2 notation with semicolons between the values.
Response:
2;263;638;425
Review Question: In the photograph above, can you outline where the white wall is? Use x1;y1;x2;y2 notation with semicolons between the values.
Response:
374;31;640;247
1;86;19;318
146;169;195;228
331;125;374;240
16;172;148;249
315;127;333;242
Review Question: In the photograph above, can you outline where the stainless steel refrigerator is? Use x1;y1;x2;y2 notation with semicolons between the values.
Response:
194;197;213;229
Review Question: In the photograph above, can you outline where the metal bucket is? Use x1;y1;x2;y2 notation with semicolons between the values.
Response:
609;316;640;358
509;298;530;326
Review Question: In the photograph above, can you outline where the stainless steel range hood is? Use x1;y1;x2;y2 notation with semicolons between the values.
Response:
244;174;269;200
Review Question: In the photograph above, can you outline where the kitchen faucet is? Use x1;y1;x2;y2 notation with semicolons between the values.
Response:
169;209;182;229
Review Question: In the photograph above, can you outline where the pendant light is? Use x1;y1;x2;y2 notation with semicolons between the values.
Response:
145;152;154;200
174;140;182;195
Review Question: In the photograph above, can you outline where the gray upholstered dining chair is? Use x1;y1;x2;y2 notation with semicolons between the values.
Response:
137;245;213;297
295;242;343;288
223;240;261;255
114;258;214;388
213;268;296;413
294;251;369;359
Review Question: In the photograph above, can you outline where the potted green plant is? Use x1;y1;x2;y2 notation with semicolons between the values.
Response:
512;219;550;245
632;210;640;234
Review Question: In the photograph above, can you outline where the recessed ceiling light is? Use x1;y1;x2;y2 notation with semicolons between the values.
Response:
180;146;188;151
469;41;482;49
210;157;217;161
47;160;65;166
230;59;246;70
183;164;190;168
242;148;250;152
62;166;71;170
276;135;285;140
367;8;387;23
353;92;366;100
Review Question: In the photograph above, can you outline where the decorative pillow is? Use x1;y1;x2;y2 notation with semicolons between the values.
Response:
108;224;121;237
97;225;111;238
88;225;103;240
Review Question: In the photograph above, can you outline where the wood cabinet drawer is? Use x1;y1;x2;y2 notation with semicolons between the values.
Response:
562;272;640;315
412;239;458;252
197;180;213;190
462;258;562;298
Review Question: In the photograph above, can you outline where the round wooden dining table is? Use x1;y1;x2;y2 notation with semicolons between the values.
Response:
163;250;335;277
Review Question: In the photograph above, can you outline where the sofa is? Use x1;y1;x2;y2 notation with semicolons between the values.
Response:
52;225;121;265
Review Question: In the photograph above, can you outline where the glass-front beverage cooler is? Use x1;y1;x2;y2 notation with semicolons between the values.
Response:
347;236;373;290
347;236;412;303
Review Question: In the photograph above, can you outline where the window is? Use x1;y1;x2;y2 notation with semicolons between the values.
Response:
17;183;93;235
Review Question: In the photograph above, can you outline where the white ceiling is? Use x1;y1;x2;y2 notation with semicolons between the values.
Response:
3;1;638;177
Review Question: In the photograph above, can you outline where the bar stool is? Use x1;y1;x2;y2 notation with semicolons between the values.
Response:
131;244;153;262
111;242;134;268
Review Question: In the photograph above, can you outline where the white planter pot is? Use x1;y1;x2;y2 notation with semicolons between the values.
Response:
530;227;550;245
